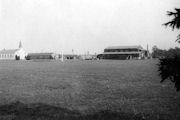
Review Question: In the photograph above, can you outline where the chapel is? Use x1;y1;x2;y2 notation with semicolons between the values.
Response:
0;41;27;60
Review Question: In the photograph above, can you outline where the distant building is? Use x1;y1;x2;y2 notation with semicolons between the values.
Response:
0;41;27;60
26;53;57;60
97;45;148;60
79;54;97;60
63;54;79;60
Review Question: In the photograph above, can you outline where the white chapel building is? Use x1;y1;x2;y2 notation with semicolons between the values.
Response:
0;41;27;60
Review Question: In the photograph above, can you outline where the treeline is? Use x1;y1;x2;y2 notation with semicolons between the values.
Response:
152;46;180;59
152;46;180;91
153;46;180;91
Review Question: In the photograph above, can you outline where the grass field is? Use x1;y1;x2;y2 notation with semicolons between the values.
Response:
0;60;180;120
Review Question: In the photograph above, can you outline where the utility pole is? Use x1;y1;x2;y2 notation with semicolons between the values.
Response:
147;44;149;58
61;50;64;62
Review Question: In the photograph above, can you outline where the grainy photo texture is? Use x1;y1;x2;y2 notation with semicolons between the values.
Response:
0;0;180;120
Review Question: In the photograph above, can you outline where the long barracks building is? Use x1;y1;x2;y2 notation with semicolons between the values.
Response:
97;45;149;60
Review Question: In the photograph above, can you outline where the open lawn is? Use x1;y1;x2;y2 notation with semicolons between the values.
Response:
0;60;180;120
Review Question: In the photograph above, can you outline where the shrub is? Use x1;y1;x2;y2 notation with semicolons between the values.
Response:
158;48;180;91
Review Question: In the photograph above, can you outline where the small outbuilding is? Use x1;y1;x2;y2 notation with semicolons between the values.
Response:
63;54;79;60
26;53;57;60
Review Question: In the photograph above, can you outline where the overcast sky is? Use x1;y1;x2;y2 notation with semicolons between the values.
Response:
0;0;180;54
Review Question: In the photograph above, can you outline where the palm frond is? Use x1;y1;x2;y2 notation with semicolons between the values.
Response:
167;11;177;16
164;8;180;41
176;34;180;43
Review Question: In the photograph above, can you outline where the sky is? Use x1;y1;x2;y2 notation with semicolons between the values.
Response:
0;0;180;54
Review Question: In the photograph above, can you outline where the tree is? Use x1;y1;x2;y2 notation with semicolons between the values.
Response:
158;48;180;91
163;8;180;42
159;8;180;91
152;46;166;58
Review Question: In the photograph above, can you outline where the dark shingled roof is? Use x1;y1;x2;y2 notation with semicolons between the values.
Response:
105;45;143;50
102;52;141;55
0;49;19;54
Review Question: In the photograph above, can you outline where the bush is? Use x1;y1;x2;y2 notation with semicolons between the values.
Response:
158;48;180;91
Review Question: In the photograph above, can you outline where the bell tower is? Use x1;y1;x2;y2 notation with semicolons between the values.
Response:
19;41;22;49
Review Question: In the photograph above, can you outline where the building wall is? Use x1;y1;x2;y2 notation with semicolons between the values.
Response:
98;54;140;60
0;49;27;60
104;48;139;52
16;49;27;60
26;53;55;60
0;54;15;60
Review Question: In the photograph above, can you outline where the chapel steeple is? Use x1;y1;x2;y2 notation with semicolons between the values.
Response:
19;41;22;49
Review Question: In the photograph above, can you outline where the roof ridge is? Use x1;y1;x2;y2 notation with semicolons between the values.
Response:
105;45;143;49
1;48;19;51
0;49;19;54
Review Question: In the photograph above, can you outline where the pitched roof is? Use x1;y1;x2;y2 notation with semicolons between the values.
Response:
0;49;19;54
105;45;143;50
102;52;141;54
